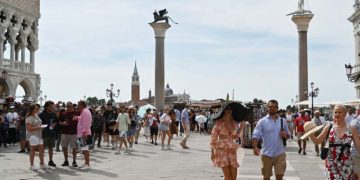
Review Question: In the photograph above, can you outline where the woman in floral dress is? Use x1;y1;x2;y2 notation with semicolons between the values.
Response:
210;102;248;180
307;105;360;180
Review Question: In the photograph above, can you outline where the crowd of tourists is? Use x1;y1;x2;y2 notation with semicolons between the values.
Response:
209;99;360;180
0;100;217;171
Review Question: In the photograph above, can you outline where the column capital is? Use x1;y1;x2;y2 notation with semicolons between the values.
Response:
7;28;19;45
149;22;171;38
291;13;314;32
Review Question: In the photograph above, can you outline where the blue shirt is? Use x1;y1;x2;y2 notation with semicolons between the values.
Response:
252;115;290;157
175;109;181;122
181;108;189;124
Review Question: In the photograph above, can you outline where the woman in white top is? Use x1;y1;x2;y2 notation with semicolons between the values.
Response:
285;110;294;139
26;104;45;171
159;107;172;150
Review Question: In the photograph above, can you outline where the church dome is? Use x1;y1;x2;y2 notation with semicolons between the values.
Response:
165;84;173;96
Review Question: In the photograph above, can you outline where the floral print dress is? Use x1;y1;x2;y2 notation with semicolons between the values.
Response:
325;124;355;180
210;121;240;168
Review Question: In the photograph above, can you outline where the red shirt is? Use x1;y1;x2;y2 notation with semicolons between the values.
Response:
294;115;310;133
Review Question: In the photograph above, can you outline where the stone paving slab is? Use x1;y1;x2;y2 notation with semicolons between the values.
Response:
0;134;326;180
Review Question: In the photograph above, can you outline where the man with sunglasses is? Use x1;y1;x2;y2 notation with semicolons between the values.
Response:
252;100;290;180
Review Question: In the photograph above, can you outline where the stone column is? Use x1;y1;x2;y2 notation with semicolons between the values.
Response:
20;43;26;71
292;13;313;105
30;50;35;72
10;41;15;69
15;45;20;61
149;22;171;110
0;38;4;67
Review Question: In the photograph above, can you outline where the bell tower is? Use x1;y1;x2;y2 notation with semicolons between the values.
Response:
131;61;140;102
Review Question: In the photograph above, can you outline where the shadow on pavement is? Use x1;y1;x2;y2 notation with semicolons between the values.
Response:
88;169;118;178
35;167;79;180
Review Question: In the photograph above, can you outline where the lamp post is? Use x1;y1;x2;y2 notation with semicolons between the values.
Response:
39;90;47;107
304;82;319;118
345;63;360;82
106;83;120;106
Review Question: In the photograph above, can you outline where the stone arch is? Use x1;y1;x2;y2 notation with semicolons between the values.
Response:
10;13;20;28
0;9;10;26
0;77;12;99
15;78;34;99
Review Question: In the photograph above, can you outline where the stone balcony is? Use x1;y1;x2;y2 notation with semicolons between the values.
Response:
2;58;33;73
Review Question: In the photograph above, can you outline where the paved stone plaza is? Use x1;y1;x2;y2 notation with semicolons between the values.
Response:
0;133;326;180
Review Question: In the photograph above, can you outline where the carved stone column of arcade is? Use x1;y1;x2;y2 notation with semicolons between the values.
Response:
292;13;313;105
0;30;5;67
29;38;38;73
8;31;17;69
149;22;171;110
19;34;27;71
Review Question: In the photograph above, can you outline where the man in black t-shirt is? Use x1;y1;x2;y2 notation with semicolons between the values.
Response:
102;103;113;147
18;102;30;153
39;101;58;167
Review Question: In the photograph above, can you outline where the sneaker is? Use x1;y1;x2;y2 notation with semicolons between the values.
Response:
124;149;131;154
61;161;69;166
154;142;158;145
167;145;173;150
79;164;90;170
129;147;135;151
115;150;121;154
18;149;26;153
39;164;49;169
72;161;78;167
48;160;56;167
184;146;189;149
298;148;302;154
161;146;166;150
29;165;38;171
303;151;307;155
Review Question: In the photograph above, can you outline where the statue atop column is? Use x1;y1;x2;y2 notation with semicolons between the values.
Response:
298;0;304;11
151;9;178;24
355;0;360;10
287;0;312;16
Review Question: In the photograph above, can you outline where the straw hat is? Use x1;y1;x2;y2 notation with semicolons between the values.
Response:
300;121;324;140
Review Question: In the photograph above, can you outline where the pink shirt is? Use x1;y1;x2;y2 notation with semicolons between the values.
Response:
76;108;92;138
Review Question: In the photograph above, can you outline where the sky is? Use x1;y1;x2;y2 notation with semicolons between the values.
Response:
21;0;357;108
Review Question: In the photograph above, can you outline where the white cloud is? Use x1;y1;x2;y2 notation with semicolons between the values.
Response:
30;0;357;108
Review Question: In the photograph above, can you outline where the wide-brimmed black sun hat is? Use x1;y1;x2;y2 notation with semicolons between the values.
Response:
213;102;249;122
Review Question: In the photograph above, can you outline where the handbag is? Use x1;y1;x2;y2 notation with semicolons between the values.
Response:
320;124;332;160
78;135;93;147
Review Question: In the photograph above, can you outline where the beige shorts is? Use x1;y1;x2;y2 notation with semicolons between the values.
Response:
296;132;305;140
261;153;286;178
352;154;360;174
61;134;77;149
